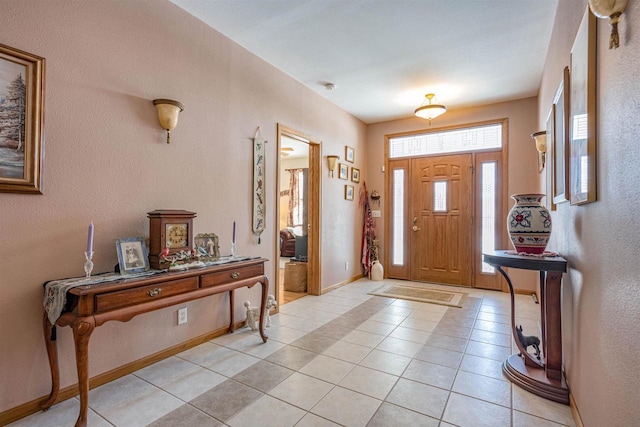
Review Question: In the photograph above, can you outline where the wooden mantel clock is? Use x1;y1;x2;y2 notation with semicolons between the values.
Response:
148;210;196;269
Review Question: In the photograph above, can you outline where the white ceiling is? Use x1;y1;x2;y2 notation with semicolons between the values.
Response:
170;0;558;124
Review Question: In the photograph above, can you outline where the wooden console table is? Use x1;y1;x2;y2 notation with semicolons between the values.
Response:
40;257;268;427
482;250;569;404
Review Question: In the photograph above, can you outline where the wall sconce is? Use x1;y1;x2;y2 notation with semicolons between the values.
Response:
152;99;184;144
531;130;547;173
327;155;339;177
588;0;627;49
370;190;381;207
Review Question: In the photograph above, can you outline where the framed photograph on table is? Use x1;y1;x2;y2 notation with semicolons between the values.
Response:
338;163;349;180
569;8;597;205
345;185;354;201
116;237;150;274
553;66;570;205
351;167;360;183
345;146;355;163
0;44;45;194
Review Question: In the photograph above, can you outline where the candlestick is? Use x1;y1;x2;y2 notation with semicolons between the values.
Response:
84;251;94;278
87;222;94;254
232;221;236;244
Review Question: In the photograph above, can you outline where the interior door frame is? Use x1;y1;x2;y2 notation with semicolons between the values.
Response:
383;118;509;289
276;124;321;302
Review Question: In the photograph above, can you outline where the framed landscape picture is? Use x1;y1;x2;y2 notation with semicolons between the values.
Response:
0;44;45;194
345;146;355;163
351;167;360;183
339;163;348;180
344;185;354;201
553;66;570;205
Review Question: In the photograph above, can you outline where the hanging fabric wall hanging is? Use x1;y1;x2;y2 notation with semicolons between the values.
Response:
253;127;266;243
360;182;377;277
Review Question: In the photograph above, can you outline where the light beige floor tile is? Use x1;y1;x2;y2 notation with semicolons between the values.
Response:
227;394;306;427
134;356;198;386
442;392;510;427
338;365;399;400
294;413;342;426
470;328;512;347
375;336;423;357
399;317;439;332
476;311;511;324
389;325;432;344
414;344;463;369
512;386;576;426
322;340;372;364
88;375;183;427
465;340;512;361
266;324;309;344
177;342;235;366
380;305;413;316
359;348;412;376
270;313;326;332
367;402;439;427
459;353;508;381
473;319;512;335
402;359;457;390
310;386;382;427
385;378;449;419
408;309;445;322
480;303;510;315
159;365;227;401
299;354;355;384
369;311;407;325
452;370;511;407
8;397;110;427
234;336;287;359
513;410;569;426
202;349;261;377
268;372;334;410
341;329;386;347
355;319;397;336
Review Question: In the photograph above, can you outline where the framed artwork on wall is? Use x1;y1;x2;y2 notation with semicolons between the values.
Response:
339;163;348;180
351;167;360;183
116;237;150;274
569;8;597;205
345;185;354;201
553;66;570;205
0;43;45;194
345;146;355;163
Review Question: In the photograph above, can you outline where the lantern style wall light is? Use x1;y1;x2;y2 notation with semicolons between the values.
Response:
327;155;339;177
414;93;447;125
588;0;627;49
153;99;184;144
531;130;547;173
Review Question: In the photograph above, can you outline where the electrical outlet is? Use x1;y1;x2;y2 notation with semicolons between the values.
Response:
345;261;349;270
178;307;187;325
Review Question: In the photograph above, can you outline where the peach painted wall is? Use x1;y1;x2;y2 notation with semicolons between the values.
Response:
538;0;640;425
0;0;366;412
366;97;541;291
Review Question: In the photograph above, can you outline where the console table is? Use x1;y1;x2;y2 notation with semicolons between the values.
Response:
482;250;569;404
40;257;268;427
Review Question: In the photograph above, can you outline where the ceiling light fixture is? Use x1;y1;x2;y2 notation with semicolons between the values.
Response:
325;83;336;91
414;93;446;125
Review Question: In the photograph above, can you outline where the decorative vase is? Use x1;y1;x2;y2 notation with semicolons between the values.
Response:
507;193;551;255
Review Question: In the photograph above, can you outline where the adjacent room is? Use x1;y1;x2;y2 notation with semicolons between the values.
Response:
1;1;638;426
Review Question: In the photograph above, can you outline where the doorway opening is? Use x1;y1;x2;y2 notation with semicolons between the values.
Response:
276;125;321;305
385;119;508;290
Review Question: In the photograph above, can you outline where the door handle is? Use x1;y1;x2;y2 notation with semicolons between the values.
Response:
412;225;421;232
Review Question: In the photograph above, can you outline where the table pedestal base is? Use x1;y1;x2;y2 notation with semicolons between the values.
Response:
503;354;569;404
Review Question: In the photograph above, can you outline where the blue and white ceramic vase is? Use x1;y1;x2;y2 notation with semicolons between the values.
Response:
507;193;551;255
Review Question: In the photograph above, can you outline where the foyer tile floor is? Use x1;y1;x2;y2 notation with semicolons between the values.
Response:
11;279;576;427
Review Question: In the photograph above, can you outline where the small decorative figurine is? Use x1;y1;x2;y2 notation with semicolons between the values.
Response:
244;300;258;331
516;325;541;360
264;294;277;327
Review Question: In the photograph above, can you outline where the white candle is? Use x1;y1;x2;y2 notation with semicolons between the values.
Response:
87;222;94;254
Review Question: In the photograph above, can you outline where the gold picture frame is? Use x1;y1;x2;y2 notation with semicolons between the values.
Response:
351;167;360;183
345;146;355;163
0;44;45;194
338;163;348;180
545;105;556;211
345;184;354;201
569;8;597;205
553;66;570;205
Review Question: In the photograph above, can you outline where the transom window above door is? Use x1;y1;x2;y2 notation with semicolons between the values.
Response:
389;123;502;158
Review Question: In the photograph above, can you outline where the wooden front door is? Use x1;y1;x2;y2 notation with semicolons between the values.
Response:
410;154;473;285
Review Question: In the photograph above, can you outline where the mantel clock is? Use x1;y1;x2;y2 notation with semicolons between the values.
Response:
148;210;196;269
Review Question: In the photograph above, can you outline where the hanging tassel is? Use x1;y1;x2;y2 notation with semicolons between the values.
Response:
609;12;622;49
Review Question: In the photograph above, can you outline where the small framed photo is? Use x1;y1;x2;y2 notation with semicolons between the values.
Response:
339;163;349;180
345;146;355;163
345;185;354;201
351;167;360;183
116;237;150;274
194;233;220;260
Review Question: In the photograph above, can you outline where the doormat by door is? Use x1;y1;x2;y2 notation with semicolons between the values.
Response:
369;285;466;308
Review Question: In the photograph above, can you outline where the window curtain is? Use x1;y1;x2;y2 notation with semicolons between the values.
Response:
287;168;303;227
